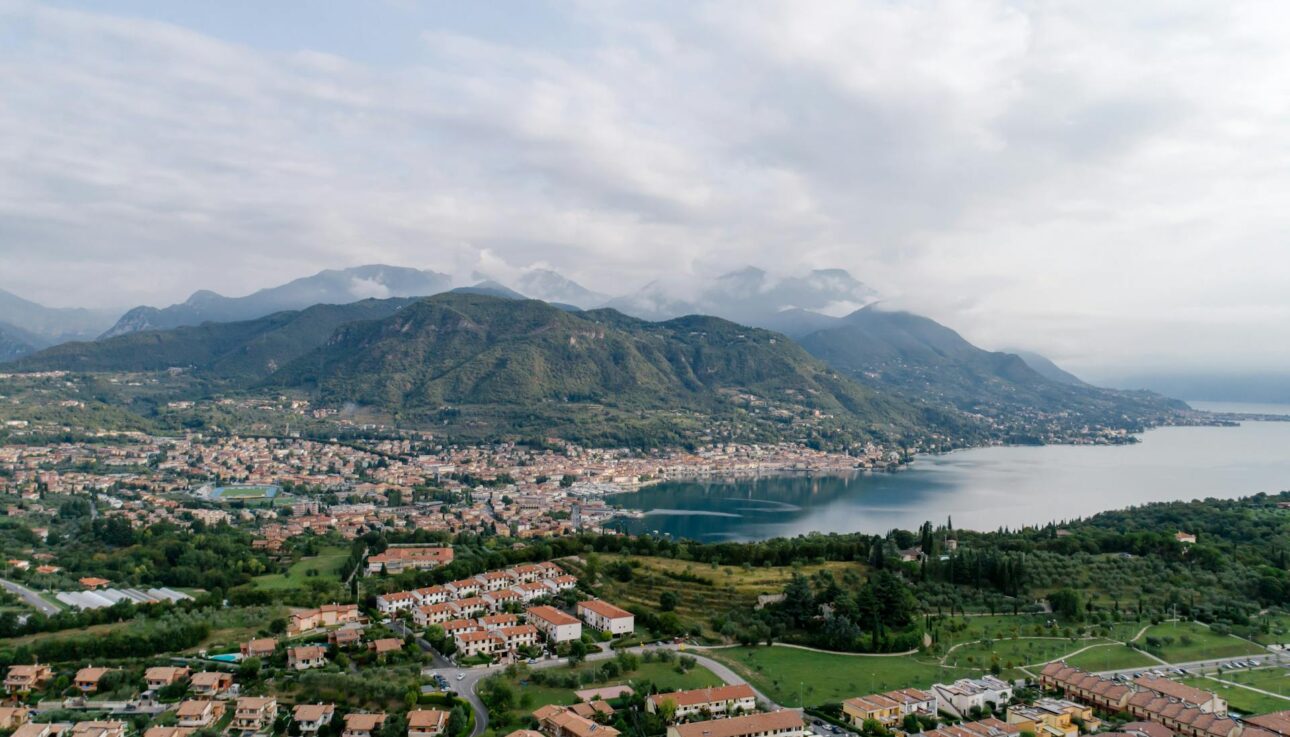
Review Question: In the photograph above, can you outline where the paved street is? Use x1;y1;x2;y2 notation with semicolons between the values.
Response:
0;577;59;616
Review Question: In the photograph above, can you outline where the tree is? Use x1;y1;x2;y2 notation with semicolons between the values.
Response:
902;714;922;734
659;591;678;612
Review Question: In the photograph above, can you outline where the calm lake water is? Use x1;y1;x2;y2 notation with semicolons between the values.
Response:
614;411;1290;541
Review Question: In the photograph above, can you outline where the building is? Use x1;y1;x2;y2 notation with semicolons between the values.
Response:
74;667;113;694
293;705;336;735
189;671;234;697
1040;663;1236;737
934;676;1014;715
455;630;505;658
144;727;194;737
667;711;808;737
0;706;31;731
331;627;365;648
648;685;758;720
576;600;634;635
527;606;583;643
377;591;419;615
145;667;190;690
1134;677;1226;715
922;718;1024;737
233;697;277;735
4;664;53;694
1007;699;1100;737
241;638;277;659
176;700;225;728
367;547;453;575
498;624;540;651
288;646;329;671
343;713;388;737
69;722;127;737
533;705;621;737
289;603;361;635
408;710;450;737
370;638;404;657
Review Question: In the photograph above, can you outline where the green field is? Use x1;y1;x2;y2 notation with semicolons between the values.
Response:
944;637;1112;672
216;485;276;499
710;645;970;706
506;660;724;712
254;546;350;590
1064;643;1160;672
1180;674;1290;716
1134;622;1265;663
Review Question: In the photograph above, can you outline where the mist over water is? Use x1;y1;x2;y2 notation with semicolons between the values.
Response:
615;413;1290;541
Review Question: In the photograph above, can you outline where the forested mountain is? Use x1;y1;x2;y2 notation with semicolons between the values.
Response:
1010;349;1089;386
268;292;939;443
0;288;116;346
0;321;45;361
100;265;450;338
798;305;1185;436
12;298;415;380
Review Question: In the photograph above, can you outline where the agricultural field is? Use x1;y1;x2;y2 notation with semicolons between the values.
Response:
566;555;866;640
1133;621;1264;663
1064;643;1160;672
253;546;350;590
710;645;970;706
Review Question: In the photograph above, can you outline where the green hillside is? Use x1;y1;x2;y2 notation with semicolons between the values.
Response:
269;293;939;444
10;298;415;381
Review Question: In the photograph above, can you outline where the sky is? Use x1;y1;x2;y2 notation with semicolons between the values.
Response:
2;0;1289;379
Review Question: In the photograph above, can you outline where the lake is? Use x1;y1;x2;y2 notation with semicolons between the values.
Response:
613;411;1290;541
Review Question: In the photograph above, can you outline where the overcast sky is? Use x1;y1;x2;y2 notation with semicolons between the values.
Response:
2;0;1289;377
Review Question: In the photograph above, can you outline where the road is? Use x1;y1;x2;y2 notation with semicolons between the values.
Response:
0;577;59;616
391;619;782;737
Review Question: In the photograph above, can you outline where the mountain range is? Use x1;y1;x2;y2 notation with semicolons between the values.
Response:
0;288;117;355
97;265;451;339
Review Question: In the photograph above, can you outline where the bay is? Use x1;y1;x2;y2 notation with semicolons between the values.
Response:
613;410;1290;542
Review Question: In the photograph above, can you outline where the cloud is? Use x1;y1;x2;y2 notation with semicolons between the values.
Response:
1;0;1290;374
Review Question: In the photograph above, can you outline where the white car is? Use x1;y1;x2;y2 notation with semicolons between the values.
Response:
457;673;465;681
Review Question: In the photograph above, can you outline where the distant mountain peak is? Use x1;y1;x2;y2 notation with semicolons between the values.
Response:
99;264;452;339
513;269;609;308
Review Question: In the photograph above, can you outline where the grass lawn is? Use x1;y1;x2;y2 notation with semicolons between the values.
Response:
1251;615;1290;647
944;637;1113;671
254;546;350;590
507;660;724;712
710;645;971;707
565;555;866;641
1181;675;1290;716
1134;622;1265;663
1221;667;1290;695
1064;644;1160;672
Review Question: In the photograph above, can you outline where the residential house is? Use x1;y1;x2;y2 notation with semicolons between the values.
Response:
74;667;114;694
533;705;621;737
343;713;388;737
176;700;225;728
0;706;31;731
330;626;364;648
576;600;634;635
240;638;277;659
1007;699;1100;737
4;664;53;694
667;711;808;737
145;667;190;691
648;685;757;721
287;646;328;671
408;710;449;737
68;722;127;737
289;603;361;635
377;591;418;616
143;727;195;737
189;671;234;698
370;638;404;658
455;630;504;658
233;697;277;735
498;624;539;651
934;677;1013;716
527;606;582;643
414;603;458;628
293;705;336;735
